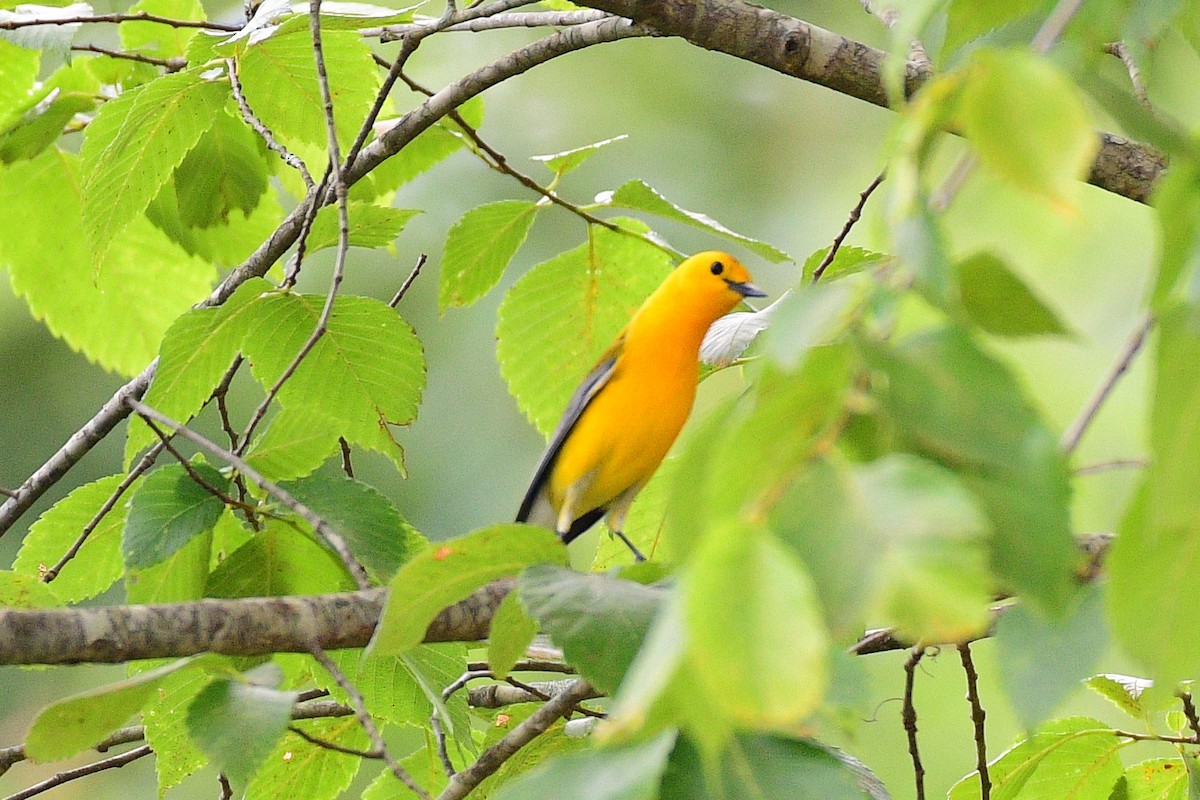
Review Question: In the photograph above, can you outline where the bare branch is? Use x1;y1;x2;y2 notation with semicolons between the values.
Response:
228;59;313;188
958;643;990;800
70;43;184;69
1179;691;1200;743
902;646;926;800
468;679;602;708
1103;42;1149;107
0;744;153;800
812;169;885;282
0;11;239;30
389;253;427;308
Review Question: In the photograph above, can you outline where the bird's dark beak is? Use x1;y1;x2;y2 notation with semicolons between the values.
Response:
726;280;766;298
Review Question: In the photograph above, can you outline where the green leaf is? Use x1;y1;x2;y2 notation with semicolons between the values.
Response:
12;474;127;602
1115;758;1191;800
24;656;212;761
473;704;588;796
318;647;439;727
948;717;1122;800
996;584;1108;730
0;571;59;608
280;471;424;581
362;749;449;799
530;134;628;177
0;39;41;133
489;587;539;680
142;663;214;797
120;0;204;57
801;245;889;283
956;251;1071;337
306;204;421;253
148;175;284;267
439;200;540;311
244;716;369;800
0;58;98;164
0;148;217;376
496;220;673;435
173;106;270;228
371;524;567;656
493;732;675;800
241;293;425;473
685;524;828;729
945;0;1047;53
1085;674;1151;719
207;518;356;597
123;463;229;569
605;180;790;263
81;69;227;264
519;565;662;694
236;23;378;149
126;524;213;603
243;407;343;482
187;676;297;786
1152;159;1200;309
401;644;474;756
957;48;1098;208
126;277;267;465
761;282;865;370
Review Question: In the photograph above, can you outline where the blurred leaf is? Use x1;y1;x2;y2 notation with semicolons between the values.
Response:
530;134;628;177
306;204;420;253
944;0;1046;53
957;48;1098;209
25;655;212;761
241;293;425;473
489;588;539;680
123;463;229;569
120;0;203;57
81;70;227;265
0;39;40;132
0;3;90;55
243;407;343;481
893;205;957;314
13;474;127;603
207;518;356;597
1152;160;1200;309
187;677;297;786
606;586;688;737
173;106;270;228
371;524;566;656
0;148;217;377
142;663;214;796
0;58;98;164
439;200;540;311
996;584;1108;730
244;716;369;800
685;523;828;728
763;280;865;369
496;219;672;435
1085;674;1151;719
956;251;1071;337
519;565;661;694
493;732;675;800
948;717;1122;800
605;179;790;263
1113;758;1191;800
400;644;474;756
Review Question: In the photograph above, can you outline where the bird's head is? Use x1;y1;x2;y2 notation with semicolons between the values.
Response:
672;250;766;321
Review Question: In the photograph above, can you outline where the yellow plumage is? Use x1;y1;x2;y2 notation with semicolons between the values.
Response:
516;250;765;560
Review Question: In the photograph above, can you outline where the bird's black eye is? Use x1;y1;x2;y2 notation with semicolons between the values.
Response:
710;261;724;275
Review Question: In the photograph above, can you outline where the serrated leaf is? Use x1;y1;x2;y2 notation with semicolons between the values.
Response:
530;134;628;177
306;204;421;252
489;588;538;680
187;678;297;786
207;518;356;597
0;148;217;376
1085;674;1151;719
496;220;673;435
123;463;229;569
241;293;425;472
519;565;662;694
957;49;1098;209
81;69;227;264
243;407;343;481
12;474;127;603
0;57;99;164
1117;758;1191;800
371;524;567;657
957;251;1071;337
493;731;675;800
400;644;474;757
318;647;433;727
126;523;213;603
174;106;270;228
362;748;449;799
802;245;889;283
605;179;790;263
281;471;424;581
0;39;41;132
120;0;204;58
0;571;59;608
244;716;368;800
142;662;214;797
439;200;539;311
24;655;212;762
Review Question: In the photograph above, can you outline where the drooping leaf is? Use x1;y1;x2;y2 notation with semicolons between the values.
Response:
0;39;41;133
123;463;229;569
0;57;98;164
186;676;298;786
173;105;271;228
489;587;539;680
439;200;540;311
956;251;1071;337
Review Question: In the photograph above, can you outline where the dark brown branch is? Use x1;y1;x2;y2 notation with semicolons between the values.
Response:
0;11;240;30
389;253;427;308
70;43;184;69
958;643;990;800
902;647;926;800
286;724;382;758
1179;692;1200;743
812;169;886;282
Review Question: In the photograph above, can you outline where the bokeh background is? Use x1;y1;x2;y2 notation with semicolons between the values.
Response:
1;0;1186;795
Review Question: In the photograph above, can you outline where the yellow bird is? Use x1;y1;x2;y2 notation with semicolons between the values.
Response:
516;250;766;560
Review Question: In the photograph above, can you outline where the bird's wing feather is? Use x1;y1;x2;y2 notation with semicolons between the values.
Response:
516;336;624;527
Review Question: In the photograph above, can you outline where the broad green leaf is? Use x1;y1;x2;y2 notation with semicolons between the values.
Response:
126;277;267;465
945;0;1047;53
81;69;227;264
318;647;433;726
207;518;356;597
864;326;1077;616
1115;758;1191;800
173;106;270;228
123;463;229;569
187;677;297;785
371;524;567;656
0;39;40;133
120;0;204;57
12;474;127;602
0;148;217;376
948;717;1122;800
281;471;424;581
236;23;378;149
126;525;212;603
606;180;790;263
0;58;98;164
1085;674;1151;719
241;293;425;473
0;571;58;608
473;704;589;797
244;716;369;800
530;134;628;177
439;200;540;311
957;48;1098;208
400;644;474;756
996;584;1108;731
685;524;828;728
142;662;214;797
762;281;865;369
957;251;1071;337
493;731;675;800
660;732;872;800
489;587;539;680
24;656;211;761
362;748;449;799
243;407;343;481
519;565;662;694
1152;159;1200;309
306;204;421;253
496;220;673;435
148;176;284;267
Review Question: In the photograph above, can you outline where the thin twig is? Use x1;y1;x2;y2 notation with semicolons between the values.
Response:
1073;458;1148;475
70;43;184;69
812;169;886;282
137;413;258;514
338;438;355;478
1061;313;1154;455
435;670;493;777
389;253;427;308
218;772;233;800
1031;0;1086;53
126;399;371;589
1103;42;1149;107
0;11;239;29
958;643;990;800
1178;692;1200;743
902;646;926;800
227;59;313;188
287;724;382;758
1;745;153;800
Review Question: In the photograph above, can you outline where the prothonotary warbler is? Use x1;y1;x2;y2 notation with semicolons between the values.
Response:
516;250;766;561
